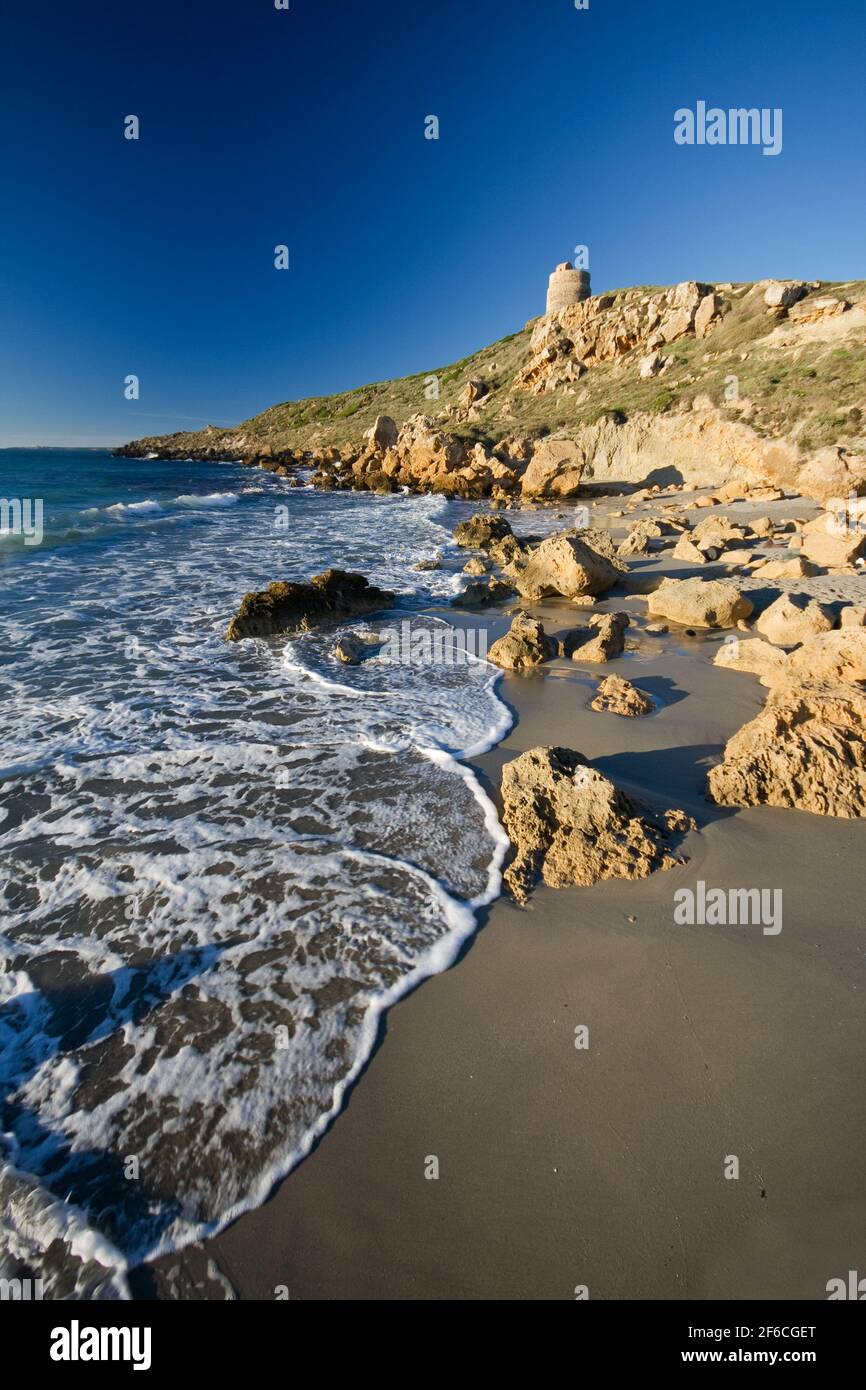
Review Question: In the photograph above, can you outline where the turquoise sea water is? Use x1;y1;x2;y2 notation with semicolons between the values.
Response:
0;449;512;1295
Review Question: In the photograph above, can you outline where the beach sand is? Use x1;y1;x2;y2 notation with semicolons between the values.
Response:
138;530;866;1300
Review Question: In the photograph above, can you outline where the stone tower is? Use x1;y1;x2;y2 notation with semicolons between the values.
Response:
546;261;591;315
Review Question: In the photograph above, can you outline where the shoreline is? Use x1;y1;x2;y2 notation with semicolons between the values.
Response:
135;491;866;1300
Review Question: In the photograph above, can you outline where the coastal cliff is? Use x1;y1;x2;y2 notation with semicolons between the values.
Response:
115;275;866;504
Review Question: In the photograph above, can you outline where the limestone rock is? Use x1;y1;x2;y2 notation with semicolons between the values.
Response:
590;674;655;716
638;351;667;379
694;292;722;337
788;295;850;325
501;746;693;902
763;280;808;309
784;628;866;686
755;593;835;647
672;535;709;565
457;379;488;408
462;556;489;576
226;569;394;642
713;637;789;683
645;578;754;629
800;516;866;568
796;448;866;506
413;552;442;571
517;533;619;601
454;513;514;549
691;514;747;548
452;577;516;608
487;613;557;670
707;683;866;818
751;555;820;580
364;415;399;453
618;518;669;557
520;437;585;499
839;605;866;628
568;611;630;662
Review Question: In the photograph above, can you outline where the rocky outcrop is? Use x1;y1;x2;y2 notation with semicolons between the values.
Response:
566;611;630;662
454;513;515;549
755;593;835;647
784;628;866;686
519;437;585;498
750;555;819;580
501;746;693;903
800;511;866;568
707;682;866;818
515;281;726;397
225;569;393;641
516;533;619;601
117;274;866;507
714;637;788;683
452;577;516;607
487;614;557;670
644;578;754;629
590;675;655;716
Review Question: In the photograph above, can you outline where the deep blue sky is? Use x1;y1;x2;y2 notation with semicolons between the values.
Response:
1;0;864;446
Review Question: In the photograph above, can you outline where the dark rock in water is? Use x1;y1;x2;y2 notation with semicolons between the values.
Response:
454;513;515;550
451;577;516;608
413;552;442;571
225;569;394;641
334;633;365;664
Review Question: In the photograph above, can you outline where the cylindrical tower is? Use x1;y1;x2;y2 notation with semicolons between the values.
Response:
546;262;591;314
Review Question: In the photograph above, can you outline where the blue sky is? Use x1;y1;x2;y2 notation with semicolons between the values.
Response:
1;0;863;446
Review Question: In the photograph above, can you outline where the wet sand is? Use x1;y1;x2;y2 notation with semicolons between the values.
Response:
139;547;866;1300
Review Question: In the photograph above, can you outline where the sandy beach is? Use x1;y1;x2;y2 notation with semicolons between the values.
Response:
136;496;866;1302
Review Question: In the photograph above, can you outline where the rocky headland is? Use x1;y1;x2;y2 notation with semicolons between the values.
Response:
116;270;866;506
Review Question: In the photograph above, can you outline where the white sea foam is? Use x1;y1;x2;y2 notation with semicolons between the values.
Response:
105;499;163;515
0;470;511;1293
173;491;239;507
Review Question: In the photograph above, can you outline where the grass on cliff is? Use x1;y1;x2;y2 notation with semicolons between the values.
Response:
123;279;866;459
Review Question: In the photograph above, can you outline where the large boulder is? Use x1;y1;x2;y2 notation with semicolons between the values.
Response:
672;534;710;565
784;628;866;686
226;569;393;641
364;415;398;454
645;578;754;629
454;513;515;550
750;555;819;580
714;637;789;684
763;280;808;309
520;437;585;499
800;513;866;568
707;683;866;818
501;746;693;903
487;613;557;670
516;533;619;600
755;593;835;647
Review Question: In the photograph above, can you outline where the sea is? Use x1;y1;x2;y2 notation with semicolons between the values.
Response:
0;448;525;1297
